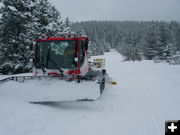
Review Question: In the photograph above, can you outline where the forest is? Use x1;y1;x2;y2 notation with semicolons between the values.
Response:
74;21;180;63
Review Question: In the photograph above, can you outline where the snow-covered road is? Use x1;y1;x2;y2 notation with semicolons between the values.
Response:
0;50;180;135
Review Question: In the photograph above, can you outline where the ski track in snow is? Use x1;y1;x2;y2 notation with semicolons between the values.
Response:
0;49;180;135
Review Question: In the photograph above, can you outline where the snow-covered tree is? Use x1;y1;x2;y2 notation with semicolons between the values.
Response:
31;0;63;37
61;17;75;34
158;23;176;61
140;22;162;60
0;0;34;74
169;21;180;51
0;0;63;74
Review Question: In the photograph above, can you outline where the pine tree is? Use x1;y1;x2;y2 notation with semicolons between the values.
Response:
32;0;63;37
158;23;176;61
62;17;74;34
0;0;64;74
141;22;162;60
0;0;35;74
169;21;180;51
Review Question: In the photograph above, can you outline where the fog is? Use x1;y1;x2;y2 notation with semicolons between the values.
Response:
49;0;180;22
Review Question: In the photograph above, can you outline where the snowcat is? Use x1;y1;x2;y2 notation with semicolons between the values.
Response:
0;35;107;102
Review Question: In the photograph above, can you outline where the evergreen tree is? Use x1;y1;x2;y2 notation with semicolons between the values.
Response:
0;0;35;74
158;23;176;61
141;23;161;60
62;17;74;34
0;0;63;74
169;21;180;50
32;0;63;37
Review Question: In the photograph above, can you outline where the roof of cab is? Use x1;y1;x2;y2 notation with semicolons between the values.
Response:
36;36;89;42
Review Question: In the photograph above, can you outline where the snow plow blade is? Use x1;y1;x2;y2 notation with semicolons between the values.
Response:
0;76;102;102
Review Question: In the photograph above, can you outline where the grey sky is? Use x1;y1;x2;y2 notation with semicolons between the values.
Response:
50;0;180;22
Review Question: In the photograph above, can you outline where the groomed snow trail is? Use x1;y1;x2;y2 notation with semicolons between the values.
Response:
0;50;180;135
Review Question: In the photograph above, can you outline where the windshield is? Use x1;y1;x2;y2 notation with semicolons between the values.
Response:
35;40;76;69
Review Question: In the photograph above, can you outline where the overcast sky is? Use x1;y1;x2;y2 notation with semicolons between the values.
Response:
50;0;180;22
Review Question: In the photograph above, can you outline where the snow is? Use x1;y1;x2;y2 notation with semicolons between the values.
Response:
0;79;101;102
0;3;3;7
0;49;180;135
8;6;17;11
0;73;33;80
